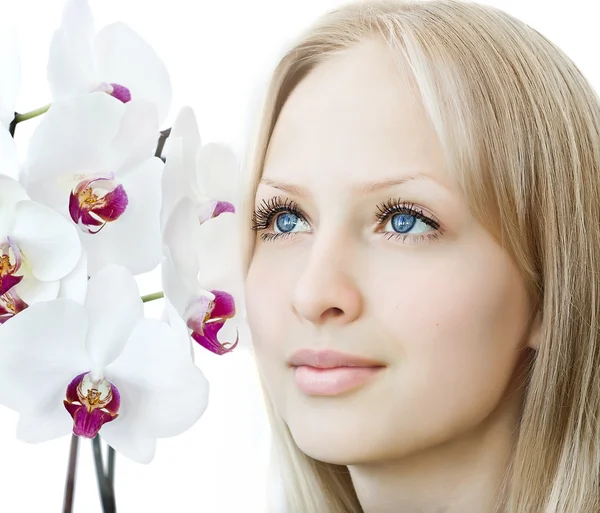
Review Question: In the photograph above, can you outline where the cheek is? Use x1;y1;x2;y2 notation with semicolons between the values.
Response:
245;249;299;416
371;242;531;433
244;248;294;360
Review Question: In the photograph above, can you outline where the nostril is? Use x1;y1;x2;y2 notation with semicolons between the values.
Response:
322;307;344;319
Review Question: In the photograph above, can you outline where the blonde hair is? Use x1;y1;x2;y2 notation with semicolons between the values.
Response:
240;1;600;511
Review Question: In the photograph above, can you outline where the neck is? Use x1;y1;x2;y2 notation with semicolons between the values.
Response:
348;354;531;513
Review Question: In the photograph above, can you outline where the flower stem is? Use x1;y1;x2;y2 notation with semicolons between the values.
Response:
62;435;79;513
155;127;171;162
92;436;117;513
13;103;51;124
141;291;164;303
107;445;116;488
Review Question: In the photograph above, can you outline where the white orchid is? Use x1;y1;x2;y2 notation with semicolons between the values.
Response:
0;169;84;323
160;106;240;231
0;113;86;322
162;196;248;355
160;107;247;355
0;22;20;130
23;92;163;276
0;264;209;464
48;0;171;124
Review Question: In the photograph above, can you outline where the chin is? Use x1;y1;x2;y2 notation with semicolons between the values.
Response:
281;396;393;465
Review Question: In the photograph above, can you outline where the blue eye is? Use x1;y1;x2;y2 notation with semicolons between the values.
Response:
275;212;300;233
376;200;440;242
385;213;431;235
251;196;311;241
391;214;416;233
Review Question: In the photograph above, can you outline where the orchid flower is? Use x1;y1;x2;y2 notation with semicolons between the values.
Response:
22;92;163;276
0;264;209;464
163;197;247;355
0;169;84;324
160;106;240;231
0;106;85;323
48;0;171;123
160;107;246;355
0;22;20;130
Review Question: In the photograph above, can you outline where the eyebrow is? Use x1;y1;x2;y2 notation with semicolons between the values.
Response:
259;173;441;196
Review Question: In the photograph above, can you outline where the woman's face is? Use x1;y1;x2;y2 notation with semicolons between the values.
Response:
245;38;539;465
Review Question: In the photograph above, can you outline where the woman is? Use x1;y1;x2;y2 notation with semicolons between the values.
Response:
241;1;600;511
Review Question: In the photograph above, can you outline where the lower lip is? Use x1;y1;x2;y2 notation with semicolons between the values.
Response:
292;365;384;396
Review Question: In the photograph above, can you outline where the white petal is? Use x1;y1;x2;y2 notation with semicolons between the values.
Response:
95;22;172;124
21;172;73;213
160;137;187;232
14;276;60;305
101;428;156;464
196;212;243;292
196;143;240;204
11;200;81;281
102;318;208;463
163;299;195;362
17;397;73;443
163;197;201;284
0;299;90;414
84;264;143;371
168;106;202;171
161;249;195;317
0;175;28;237
47;0;97;100
58;250;89;303
0;23;20;128
0;127;19;180
25;93;124;188
160;107;203;230
110;99;159;175
82;158;163;276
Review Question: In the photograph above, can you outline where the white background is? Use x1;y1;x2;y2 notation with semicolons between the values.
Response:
0;0;598;511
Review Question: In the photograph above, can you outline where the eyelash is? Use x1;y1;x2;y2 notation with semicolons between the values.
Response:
251;196;442;244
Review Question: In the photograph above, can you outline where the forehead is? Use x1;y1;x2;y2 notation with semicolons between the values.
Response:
262;37;449;191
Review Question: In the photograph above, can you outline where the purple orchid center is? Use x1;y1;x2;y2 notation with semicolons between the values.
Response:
0;237;23;296
63;372;120;438
106;82;131;103
0;288;28;324
185;290;239;355
69;175;129;234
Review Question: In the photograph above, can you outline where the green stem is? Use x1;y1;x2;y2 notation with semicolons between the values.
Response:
141;291;164;303
13;103;51;124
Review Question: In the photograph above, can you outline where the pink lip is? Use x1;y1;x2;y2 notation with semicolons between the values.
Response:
288;349;385;396
287;349;385;369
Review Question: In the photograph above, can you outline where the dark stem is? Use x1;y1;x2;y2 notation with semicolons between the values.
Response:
155;127;171;162
92;436;117;513
107;445;116;489
62;435;79;513
8;112;17;137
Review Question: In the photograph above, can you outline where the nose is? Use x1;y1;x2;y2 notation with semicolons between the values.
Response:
291;234;363;326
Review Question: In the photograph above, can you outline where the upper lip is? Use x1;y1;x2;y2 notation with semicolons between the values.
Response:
287;349;386;369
